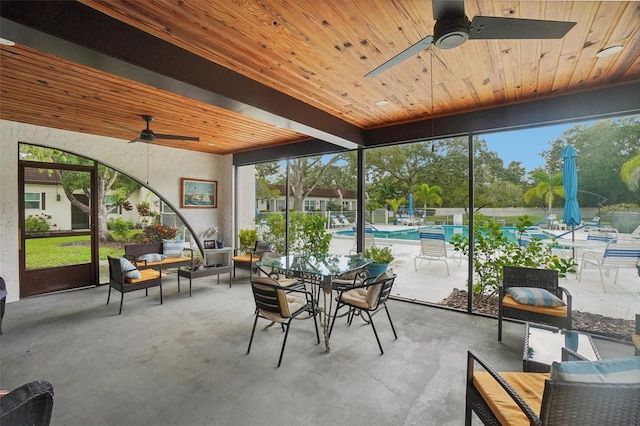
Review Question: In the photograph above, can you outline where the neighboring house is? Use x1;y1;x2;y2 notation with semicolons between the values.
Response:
257;184;357;212
23;168;170;230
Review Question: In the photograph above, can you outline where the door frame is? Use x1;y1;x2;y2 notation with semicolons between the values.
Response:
19;160;99;297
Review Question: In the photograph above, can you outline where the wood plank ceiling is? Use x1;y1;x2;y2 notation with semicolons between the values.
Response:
1;1;639;155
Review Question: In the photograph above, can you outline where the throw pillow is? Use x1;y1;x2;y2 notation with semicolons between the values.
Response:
163;239;184;258
120;257;140;279
550;356;640;384
138;253;166;263
507;287;565;307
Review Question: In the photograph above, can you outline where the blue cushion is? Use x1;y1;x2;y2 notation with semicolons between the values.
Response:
120;257;140;279
163;239;184;258
507;287;565;307
138;253;166;263
550;356;640;384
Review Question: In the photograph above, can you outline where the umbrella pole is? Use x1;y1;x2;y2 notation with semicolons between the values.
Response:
571;225;576;259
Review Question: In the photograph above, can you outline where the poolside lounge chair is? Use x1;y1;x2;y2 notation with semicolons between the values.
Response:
339;214;352;226
515;226;554;247
578;239;640;293
330;215;343;228
414;226;450;275
350;226;394;254
586;227;618;243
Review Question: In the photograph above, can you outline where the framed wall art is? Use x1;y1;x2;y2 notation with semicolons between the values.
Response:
181;178;217;208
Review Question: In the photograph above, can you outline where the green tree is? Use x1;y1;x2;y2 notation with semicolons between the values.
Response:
523;170;564;212
411;183;443;210
620;150;640;190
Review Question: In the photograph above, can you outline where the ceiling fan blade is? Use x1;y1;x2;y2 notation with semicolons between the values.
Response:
365;35;433;77
432;0;465;21
105;120;138;134
154;133;200;141
468;16;576;40
128;137;142;144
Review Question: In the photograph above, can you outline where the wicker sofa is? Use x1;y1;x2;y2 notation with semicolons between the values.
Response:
465;350;640;425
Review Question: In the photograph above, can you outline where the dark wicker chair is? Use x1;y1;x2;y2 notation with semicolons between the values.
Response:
498;266;571;341
0;380;54;426
634;313;640;356
247;276;319;367
329;271;397;354
465;350;640;425
232;240;271;279
107;256;164;314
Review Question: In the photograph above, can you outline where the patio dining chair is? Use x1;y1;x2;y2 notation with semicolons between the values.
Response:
329;270;397;354
257;251;304;290
578;239;640;293
414;226;450;275
247;276;319;367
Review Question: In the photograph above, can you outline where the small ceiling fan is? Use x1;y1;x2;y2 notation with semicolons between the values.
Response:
115;115;199;144
365;0;576;77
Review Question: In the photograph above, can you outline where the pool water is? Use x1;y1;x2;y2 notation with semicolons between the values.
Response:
335;225;519;243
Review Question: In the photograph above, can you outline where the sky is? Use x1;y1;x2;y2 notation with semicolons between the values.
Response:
482;122;579;172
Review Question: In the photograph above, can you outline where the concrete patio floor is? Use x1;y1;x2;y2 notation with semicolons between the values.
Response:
0;271;634;426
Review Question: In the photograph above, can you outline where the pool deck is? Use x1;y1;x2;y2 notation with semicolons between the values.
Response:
329;224;640;321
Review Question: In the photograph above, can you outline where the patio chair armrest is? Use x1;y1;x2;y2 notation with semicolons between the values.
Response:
561;347;588;361
581;249;602;262
467;351;541;425
124;254;136;262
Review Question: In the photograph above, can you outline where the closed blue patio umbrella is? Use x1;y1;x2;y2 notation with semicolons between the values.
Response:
562;145;581;256
408;192;414;217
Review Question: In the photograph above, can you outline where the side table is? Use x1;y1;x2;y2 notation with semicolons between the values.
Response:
523;323;600;372
177;247;232;296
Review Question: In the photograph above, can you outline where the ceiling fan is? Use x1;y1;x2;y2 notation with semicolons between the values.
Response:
119;115;200;144
365;0;576;77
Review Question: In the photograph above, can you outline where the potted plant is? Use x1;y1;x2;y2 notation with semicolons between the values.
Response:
238;228;258;254
364;246;394;277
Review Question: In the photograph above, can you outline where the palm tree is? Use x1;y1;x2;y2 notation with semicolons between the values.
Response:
411;183;443;211
621;152;640;190
385;197;406;217
524;171;565;212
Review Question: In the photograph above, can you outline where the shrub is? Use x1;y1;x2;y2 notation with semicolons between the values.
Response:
238;228;258;254
25;214;51;232
364;246;394;264
143;225;178;243
258;212;331;256
108;217;134;240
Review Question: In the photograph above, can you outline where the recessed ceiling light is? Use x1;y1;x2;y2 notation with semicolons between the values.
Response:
207;142;215;146
596;45;623;58
375;100;389;106
0;38;16;46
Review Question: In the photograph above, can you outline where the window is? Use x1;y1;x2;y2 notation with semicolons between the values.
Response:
304;199;316;211
25;192;42;209
276;199;285;212
105;195;121;215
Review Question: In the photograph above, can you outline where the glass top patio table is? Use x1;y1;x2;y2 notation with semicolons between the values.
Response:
257;254;372;352
257;254;371;285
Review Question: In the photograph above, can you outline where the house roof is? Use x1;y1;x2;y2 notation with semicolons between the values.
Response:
1;1;638;161
270;185;357;199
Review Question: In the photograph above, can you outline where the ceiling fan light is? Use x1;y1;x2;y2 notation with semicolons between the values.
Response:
434;15;470;49
140;129;155;141
375;100;389;106
596;45;623;58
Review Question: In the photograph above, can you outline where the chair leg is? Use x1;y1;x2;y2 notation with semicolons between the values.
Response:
497;306;503;342
106;286;112;305
119;292;124;315
247;314;259;355
384;305;397;339
365;311;384;355
277;321;292;368
329;300;345;338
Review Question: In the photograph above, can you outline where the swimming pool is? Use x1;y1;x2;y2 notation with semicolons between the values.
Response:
335;225;519;243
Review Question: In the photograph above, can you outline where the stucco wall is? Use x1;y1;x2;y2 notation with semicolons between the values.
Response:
0;120;237;302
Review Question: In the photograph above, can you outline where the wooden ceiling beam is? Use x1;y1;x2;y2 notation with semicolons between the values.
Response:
0;1;364;150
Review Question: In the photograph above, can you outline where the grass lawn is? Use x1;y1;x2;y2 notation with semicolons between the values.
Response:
25;235;125;269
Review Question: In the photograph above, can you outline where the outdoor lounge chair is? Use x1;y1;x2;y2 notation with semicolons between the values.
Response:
0;380;54;426
578;239;640;293
498;266;571;342
586;227;618;243
414;226;450;275
339;214;352;226
330;215;344;228
349;226;394;254
465;350;640;426
247;276;319;367
107;256;165;314
329;270;397;354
